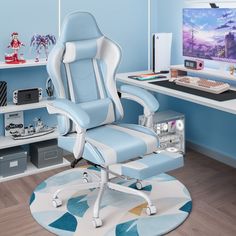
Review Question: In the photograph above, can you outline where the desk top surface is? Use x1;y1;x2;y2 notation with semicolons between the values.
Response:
116;71;236;115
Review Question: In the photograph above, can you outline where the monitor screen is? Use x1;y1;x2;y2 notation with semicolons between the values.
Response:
183;8;236;63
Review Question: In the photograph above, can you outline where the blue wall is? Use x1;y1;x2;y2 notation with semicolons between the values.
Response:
61;0;149;73
154;0;236;161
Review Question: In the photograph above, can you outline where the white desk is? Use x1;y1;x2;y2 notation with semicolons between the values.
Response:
116;71;236;115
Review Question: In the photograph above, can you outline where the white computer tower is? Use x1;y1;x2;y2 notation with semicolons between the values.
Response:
139;110;185;154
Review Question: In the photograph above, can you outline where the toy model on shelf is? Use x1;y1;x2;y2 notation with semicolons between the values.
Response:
5;32;26;64
30;34;56;62
171;76;230;94
12;127;55;140
9;117;55;140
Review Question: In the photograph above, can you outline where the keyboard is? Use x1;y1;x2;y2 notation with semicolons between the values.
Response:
174;76;230;94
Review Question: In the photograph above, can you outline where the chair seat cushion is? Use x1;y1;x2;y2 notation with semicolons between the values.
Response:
110;151;184;180
58;124;158;165
86;124;158;164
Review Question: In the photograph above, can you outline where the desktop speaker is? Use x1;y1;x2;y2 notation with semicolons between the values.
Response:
153;33;172;73
0;81;7;106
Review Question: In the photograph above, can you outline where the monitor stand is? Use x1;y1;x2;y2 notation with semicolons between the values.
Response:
170;64;236;81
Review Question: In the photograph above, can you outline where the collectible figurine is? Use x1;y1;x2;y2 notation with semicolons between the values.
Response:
5;32;26;64
30;34;56;62
229;65;236;76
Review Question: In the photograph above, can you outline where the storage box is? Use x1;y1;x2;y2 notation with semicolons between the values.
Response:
30;140;63;168
0;147;27;177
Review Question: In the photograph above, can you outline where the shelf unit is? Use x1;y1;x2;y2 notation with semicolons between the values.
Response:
0;59;47;69
0;98;53;114
0;158;70;183
0;130;59;149
0;59;70;182
171;65;236;82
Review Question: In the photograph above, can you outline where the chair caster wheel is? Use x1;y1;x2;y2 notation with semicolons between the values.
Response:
83;177;89;183
83;172;91;183
146;205;157;216
83;172;88;178
52;198;62;208
136;181;143;190
92;218;103;228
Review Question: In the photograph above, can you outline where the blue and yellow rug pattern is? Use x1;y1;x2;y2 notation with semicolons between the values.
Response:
29;167;192;236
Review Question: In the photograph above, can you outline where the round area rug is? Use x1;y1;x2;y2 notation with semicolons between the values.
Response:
29;167;192;236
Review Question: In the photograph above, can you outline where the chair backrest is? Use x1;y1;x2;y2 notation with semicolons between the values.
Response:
47;12;123;135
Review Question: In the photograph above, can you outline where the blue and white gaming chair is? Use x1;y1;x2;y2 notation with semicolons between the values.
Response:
47;11;184;228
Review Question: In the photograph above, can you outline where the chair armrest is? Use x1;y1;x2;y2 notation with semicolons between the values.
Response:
47;98;90;130
119;85;159;114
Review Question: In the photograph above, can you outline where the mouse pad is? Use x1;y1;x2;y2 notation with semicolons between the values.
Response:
149;80;236;101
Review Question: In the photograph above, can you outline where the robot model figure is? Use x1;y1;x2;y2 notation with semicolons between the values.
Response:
5;32;26;64
30;34;56;62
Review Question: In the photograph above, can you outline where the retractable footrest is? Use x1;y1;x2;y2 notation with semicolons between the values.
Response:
110;151;183;180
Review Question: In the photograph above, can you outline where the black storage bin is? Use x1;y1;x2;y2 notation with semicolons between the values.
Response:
0;146;27;177
30;139;63;168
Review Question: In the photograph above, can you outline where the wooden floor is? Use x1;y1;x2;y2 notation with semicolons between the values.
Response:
0;149;235;236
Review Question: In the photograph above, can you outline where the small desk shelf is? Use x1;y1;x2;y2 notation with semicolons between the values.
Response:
171;65;236;82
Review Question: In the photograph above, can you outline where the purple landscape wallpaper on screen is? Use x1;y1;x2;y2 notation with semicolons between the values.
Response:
183;8;236;63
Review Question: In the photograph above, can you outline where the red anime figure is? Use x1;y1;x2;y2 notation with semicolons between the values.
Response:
5;32;26;64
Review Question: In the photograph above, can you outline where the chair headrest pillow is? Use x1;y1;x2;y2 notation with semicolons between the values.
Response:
63;38;100;63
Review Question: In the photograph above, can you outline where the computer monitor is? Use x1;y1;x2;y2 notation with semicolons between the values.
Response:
183;8;236;64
